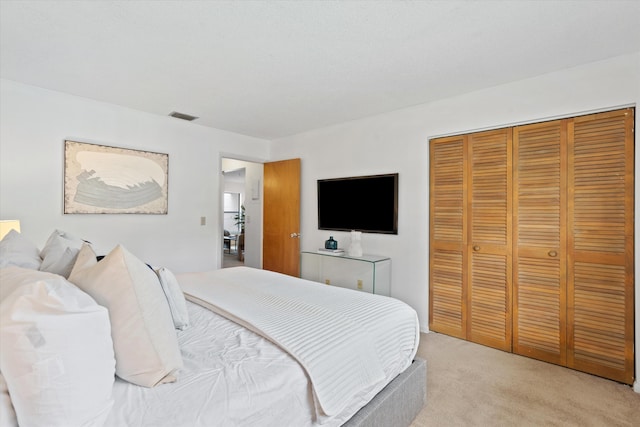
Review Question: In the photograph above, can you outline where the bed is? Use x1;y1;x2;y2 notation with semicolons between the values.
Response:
0;230;426;427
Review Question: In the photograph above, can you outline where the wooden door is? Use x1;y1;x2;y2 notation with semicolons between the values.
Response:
429;135;467;338
566;108;634;384
263;158;301;277
429;108;634;383
467;129;512;351
513;120;567;365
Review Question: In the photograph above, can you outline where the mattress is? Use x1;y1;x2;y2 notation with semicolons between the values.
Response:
106;267;420;426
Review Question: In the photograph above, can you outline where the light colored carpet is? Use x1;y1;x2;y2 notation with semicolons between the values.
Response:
410;332;640;427
222;252;244;268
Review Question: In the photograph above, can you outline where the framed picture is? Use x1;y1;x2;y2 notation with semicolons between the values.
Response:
64;140;168;214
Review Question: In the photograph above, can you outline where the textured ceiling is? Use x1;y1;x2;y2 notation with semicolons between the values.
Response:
1;1;639;139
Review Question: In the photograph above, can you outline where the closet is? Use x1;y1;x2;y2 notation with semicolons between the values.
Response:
429;108;634;384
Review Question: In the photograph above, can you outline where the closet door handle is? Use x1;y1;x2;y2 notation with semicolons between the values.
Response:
473;245;480;251
548;250;558;257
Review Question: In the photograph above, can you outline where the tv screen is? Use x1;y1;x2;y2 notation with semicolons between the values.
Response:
317;173;398;234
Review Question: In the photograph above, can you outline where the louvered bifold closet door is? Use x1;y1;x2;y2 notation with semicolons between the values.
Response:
567;108;634;385
430;136;467;338
467;129;512;351
513;120;567;365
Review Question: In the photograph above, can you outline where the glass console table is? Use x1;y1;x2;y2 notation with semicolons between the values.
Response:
300;251;391;296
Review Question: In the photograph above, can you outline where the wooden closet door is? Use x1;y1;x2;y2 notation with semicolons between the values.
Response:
513;120;567;365
467;129;512;351
429;135;467;338
567;108;635;384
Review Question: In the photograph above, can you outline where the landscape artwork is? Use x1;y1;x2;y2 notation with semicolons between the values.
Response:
64;140;168;214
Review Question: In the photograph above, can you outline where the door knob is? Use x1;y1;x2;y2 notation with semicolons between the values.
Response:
473;245;480;251
290;233;301;238
548;250;558;257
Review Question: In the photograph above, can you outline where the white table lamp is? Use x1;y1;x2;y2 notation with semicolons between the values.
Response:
0;220;21;240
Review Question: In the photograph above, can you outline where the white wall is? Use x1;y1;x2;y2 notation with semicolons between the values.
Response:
0;79;269;272
270;53;640;389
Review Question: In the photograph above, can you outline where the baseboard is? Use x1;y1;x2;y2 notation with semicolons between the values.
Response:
634;380;640;393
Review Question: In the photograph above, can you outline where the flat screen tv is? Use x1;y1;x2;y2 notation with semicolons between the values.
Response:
317;173;398;234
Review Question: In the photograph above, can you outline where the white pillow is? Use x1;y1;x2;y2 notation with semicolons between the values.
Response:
39;229;84;278
0;230;41;270
0;372;17;427
69;244;183;387
155;267;189;330
0;266;115;427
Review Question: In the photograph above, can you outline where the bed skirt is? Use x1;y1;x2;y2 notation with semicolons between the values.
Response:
343;357;426;427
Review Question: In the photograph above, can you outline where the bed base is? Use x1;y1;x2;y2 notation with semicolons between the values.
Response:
343;358;426;427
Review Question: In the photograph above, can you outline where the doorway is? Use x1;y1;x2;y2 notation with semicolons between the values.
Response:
220;156;300;275
222;172;244;268
221;158;264;269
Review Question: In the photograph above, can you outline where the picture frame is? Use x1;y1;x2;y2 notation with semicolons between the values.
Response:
64;140;168;214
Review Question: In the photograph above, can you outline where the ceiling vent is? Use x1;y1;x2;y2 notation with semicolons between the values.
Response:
169;111;199;121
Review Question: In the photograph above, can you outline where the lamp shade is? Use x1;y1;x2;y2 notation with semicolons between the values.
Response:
0;220;21;240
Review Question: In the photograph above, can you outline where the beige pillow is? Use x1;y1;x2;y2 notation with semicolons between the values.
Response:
69;244;182;387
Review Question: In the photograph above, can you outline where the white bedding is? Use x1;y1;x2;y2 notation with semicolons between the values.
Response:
180;267;419;418
106;267;420;426
106;301;315;427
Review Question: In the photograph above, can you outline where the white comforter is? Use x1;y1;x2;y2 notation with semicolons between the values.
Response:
107;267;419;426
106;300;314;427
180;267;420;420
